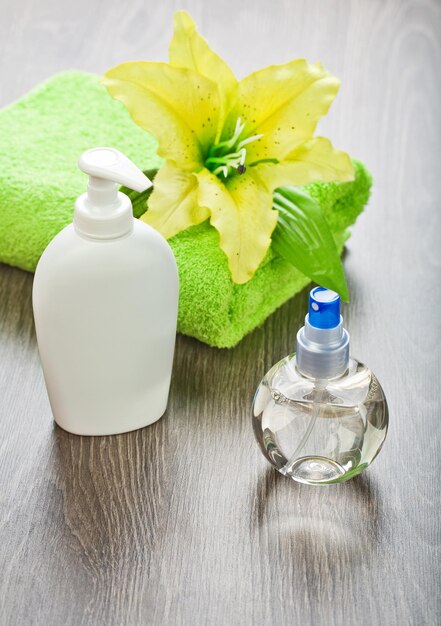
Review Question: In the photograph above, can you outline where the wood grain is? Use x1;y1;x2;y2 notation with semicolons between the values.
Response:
0;0;440;624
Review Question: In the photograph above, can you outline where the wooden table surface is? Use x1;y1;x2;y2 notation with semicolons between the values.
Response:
0;1;440;624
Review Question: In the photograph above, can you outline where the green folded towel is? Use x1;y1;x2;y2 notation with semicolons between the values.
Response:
0;71;371;348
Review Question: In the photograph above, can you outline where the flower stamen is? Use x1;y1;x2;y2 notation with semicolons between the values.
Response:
205;117;262;179
211;118;246;155
237;133;263;150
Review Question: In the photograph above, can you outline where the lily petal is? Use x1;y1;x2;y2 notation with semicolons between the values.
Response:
169;10;237;129
254;137;355;190
226;60;340;162
196;169;278;284
103;62;220;171
141;161;208;238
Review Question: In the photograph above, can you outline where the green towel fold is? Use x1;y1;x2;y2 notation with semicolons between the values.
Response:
0;71;371;348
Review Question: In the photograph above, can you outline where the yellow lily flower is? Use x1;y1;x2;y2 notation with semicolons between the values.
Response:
103;10;354;284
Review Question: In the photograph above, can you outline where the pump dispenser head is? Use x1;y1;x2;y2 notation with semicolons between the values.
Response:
74;147;152;239
296;287;350;379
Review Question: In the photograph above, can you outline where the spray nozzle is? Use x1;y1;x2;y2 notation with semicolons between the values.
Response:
74;147;153;239
308;287;340;329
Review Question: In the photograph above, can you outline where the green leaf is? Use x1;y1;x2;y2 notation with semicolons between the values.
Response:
272;186;349;301
119;169;158;219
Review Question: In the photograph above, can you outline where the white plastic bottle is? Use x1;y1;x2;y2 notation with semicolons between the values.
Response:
33;148;179;436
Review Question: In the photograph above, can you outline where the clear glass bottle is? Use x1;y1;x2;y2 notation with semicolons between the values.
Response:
252;288;388;485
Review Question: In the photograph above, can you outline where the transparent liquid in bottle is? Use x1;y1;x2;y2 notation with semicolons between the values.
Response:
252;354;388;485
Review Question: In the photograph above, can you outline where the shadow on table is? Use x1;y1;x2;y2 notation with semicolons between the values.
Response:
252;466;382;569
51;416;170;571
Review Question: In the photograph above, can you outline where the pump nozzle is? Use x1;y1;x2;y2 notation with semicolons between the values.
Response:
74;147;153;239
78;147;152;193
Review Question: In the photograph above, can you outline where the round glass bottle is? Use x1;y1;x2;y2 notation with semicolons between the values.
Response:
252;288;388;485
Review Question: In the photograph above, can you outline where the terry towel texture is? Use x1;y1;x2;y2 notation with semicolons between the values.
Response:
0;71;371;348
